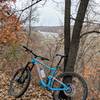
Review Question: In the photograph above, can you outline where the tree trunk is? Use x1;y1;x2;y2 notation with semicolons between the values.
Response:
65;0;90;72
64;0;90;100
63;0;71;99
64;0;71;71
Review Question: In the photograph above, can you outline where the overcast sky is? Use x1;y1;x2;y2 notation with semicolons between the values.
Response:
14;0;100;26
14;0;64;26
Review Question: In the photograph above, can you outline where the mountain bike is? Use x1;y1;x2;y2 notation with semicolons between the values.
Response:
8;46;88;100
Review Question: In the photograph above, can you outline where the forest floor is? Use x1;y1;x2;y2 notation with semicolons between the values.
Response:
0;70;99;100
0;71;52;100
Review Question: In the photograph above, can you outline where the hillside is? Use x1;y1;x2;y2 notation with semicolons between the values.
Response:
24;26;64;34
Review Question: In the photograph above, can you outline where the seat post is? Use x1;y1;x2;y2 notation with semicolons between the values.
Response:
56;56;63;67
55;54;67;68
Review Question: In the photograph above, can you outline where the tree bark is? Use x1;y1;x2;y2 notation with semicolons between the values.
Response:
65;0;90;72
63;0;71;99
63;0;90;100
64;0;71;71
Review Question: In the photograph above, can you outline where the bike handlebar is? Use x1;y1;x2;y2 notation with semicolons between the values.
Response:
22;45;49;61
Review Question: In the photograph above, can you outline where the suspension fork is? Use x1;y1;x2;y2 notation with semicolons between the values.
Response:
23;62;35;72
18;62;35;81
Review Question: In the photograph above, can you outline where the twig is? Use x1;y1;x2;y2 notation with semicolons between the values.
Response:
15;0;42;12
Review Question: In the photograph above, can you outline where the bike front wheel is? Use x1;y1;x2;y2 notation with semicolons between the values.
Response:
53;72;88;100
8;68;31;98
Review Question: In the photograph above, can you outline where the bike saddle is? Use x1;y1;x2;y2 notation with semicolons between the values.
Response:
56;54;67;58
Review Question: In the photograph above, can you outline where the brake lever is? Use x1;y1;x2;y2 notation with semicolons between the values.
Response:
41;57;49;61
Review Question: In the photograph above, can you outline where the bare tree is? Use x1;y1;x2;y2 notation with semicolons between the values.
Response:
62;0;90;100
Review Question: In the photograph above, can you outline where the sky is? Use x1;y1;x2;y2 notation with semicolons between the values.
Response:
14;0;64;26
14;0;100;26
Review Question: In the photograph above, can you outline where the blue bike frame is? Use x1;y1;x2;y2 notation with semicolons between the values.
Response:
31;58;71;92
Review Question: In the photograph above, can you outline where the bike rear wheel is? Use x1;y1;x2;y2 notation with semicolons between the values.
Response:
53;72;88;100
8;68;31;98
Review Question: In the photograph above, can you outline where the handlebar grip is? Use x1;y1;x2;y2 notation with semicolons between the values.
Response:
23;45;28;50
22;45;32;52
22;45;37;57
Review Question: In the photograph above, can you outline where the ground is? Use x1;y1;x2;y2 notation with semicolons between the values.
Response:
0;71;52;100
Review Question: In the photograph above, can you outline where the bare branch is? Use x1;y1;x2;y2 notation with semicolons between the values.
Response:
70;15;100;25
80;30;100;38
7;0;42;18
15;0;42;12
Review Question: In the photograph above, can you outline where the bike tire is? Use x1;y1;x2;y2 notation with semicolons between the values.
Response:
52;72;88;100
8;68;31;98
